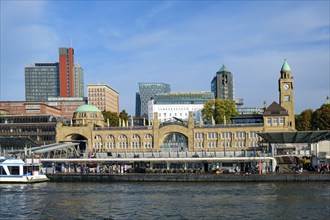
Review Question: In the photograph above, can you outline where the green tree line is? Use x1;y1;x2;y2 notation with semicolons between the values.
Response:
102;110;130;127
295;104;330;131
202;99;237;124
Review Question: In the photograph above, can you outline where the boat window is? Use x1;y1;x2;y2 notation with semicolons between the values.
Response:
24;166;33;175
8;166;20;175
0;166;5;175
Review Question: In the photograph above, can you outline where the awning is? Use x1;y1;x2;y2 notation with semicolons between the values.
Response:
257;131;330;144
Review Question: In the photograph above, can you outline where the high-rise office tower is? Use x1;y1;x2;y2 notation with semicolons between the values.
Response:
211;65;234;101
74;63;84;97
87;84;119;113
25;63;60;101
135;92;141;117
136;83;171;117
25;47;84;101
59;47;74;97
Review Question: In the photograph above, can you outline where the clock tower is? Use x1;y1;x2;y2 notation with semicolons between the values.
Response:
279;59;295;130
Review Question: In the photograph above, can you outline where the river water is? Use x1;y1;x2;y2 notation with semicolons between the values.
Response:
0;182;329;220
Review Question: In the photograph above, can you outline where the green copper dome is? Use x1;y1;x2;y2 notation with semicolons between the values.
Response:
76;104;101;112
281;59;291;72
218;64;230;73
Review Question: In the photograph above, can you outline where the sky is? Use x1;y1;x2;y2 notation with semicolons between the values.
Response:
1;0;329;116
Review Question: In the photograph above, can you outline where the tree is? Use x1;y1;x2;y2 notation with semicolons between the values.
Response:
312;104;330;130
202;99;237;124
102;111;119;127
295;109;313;131
119;110;129;121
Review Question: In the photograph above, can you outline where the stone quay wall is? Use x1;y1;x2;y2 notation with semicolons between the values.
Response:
47;173;330;182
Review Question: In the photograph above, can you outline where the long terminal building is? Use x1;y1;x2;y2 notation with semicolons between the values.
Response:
56;60;296;154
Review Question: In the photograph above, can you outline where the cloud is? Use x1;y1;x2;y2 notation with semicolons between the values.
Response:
136;1;176;28
0;1;328;115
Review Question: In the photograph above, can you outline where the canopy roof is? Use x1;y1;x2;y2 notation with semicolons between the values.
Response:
257;131;330;143
0;137;39;149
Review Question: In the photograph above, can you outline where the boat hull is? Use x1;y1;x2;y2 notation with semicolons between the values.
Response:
0;175;49;183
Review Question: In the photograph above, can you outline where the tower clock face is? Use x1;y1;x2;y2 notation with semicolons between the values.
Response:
284;83;290;90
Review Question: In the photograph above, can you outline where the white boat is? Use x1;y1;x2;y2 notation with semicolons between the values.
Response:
0;157;49;183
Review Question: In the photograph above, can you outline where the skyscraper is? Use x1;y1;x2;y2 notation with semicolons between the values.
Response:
74;63;84;97
59;47;74;97
211;65;234;101
136;83;171;117
25;47;84;101
135;92;141;117
25;63;60;101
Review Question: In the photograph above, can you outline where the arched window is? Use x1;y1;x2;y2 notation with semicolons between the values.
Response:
132;134;141;149
118;134;128;149
106;134;115;150
144;134;153;149
161;133;187;152
93;135;103;151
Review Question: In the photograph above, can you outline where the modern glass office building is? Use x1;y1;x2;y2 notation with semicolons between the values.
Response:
25;47;84;101
135;92;141;117
153;92;214;105
74;63;84;97
25;63;60;101
136;83;171;117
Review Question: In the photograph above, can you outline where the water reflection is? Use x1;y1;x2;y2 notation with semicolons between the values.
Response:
1;182;329;219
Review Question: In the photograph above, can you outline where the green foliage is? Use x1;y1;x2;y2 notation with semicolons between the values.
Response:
119;110;129;121
295;109;312;131
312;104;330;130
296;104;329;131
102;110;119;126
202;99;237;124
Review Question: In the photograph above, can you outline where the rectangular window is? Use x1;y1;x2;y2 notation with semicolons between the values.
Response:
284;95;290;101
280;117;285;124
267;118;271;124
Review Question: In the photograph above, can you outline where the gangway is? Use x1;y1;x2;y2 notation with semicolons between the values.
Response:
8;142;80;158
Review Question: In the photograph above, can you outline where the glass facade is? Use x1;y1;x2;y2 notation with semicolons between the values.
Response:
74;64;84;97
153;92;214;104
0;115;59;145
25;48;84;102
137;83;171;117
25;63;60;101
135;92;141;117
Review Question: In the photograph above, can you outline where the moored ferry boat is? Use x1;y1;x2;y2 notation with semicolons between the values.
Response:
0;157;49;183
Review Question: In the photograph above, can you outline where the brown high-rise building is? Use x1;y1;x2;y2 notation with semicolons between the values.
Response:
87;84;119;113
59;47;74;97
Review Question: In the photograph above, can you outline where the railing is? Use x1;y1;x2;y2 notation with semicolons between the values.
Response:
94;126;153;131
195;123;263;128
85;150;272;159
159;121;188;129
